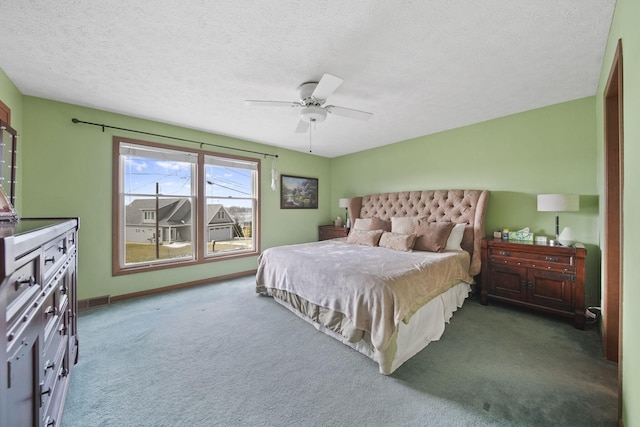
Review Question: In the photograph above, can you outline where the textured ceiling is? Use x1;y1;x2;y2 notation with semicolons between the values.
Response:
0;1;615;158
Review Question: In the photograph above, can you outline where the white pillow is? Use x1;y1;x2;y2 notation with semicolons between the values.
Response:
445;223;466;251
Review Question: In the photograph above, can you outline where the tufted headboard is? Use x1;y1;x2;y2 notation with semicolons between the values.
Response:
347;190;490;276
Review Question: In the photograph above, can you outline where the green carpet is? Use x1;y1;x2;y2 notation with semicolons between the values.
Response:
62;276;617;426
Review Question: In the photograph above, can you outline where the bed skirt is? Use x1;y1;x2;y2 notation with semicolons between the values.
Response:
268;282;471;375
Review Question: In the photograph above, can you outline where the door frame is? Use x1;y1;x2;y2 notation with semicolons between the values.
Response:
603;38;623;423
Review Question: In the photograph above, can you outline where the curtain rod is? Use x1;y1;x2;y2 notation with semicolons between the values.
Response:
71;118;279;159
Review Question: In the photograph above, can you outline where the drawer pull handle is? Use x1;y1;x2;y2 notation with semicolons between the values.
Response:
521;280;527;287
45;417;56;427
44;306;57;317
44;360;55;373
15;275;35;290
45;256;56;265
545;256;559;262
58;367;68;379
542;271;575;281
499;251;511;256
40;382;52;396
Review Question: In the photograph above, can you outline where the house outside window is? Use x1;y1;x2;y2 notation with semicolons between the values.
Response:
113;137;260;275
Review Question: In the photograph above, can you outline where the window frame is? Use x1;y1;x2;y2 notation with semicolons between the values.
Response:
112;136;261;276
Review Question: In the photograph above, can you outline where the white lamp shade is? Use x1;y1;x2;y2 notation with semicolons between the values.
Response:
537;194;579;212
338;198;349;208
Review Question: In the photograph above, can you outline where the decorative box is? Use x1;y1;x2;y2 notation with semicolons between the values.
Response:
508;231;534;241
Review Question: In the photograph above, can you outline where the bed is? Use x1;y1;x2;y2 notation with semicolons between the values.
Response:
256;189;489;374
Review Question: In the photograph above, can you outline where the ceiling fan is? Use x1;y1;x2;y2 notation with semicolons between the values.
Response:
245;73;373;133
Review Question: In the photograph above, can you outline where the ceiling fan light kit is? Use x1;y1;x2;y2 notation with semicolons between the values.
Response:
300;105;327;123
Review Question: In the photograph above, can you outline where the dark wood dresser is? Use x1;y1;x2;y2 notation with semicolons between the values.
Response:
480;237;586;329
318;225;349;240
0;218;79;427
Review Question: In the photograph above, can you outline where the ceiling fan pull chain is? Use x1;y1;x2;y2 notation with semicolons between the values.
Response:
270;156;278;191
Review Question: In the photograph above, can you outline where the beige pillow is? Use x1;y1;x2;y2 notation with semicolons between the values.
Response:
379;232;416;252
413;221;455;252
346;229;384;246
391;216;425;235
353;217;391;232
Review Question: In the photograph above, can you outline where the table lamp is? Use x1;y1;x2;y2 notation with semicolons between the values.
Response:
338;198;349;228
537;194;579;245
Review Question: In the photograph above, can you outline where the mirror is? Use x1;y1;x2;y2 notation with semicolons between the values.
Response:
0;120;17;217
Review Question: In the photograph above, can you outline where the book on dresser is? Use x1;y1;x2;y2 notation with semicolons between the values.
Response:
480;237;587;329
0;218;79;427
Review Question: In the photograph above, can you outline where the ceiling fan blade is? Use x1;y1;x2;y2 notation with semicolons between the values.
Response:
311;74;343;100
326;105;373;121
295;119;309;133
245;100;301;108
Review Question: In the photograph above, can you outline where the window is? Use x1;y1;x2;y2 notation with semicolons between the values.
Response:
142;211;156;222
113;137;260;275
204;155;257;256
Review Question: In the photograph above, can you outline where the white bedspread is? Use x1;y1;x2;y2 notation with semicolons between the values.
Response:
256;239;473;353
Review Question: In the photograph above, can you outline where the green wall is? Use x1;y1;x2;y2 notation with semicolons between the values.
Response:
596;0;640;424
330;97;601;304
18;96;331;300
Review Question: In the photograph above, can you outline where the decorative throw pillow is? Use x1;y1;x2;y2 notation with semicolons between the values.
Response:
391;216;425;235
353;217;391;232
413;220;456;252
378;232;417;252
346;229;384;246
445;223;466;251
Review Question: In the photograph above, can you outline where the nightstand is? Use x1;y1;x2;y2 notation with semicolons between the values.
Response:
318;225;349;240
480;238;587;329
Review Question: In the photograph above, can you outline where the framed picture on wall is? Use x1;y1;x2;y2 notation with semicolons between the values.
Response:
280;175;318;209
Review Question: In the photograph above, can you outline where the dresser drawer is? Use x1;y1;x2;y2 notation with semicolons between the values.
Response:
41;334;69;419
5;250;42;331
488;248;574;266
489;255;576;274
43;236;67;281
43;295;67;347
